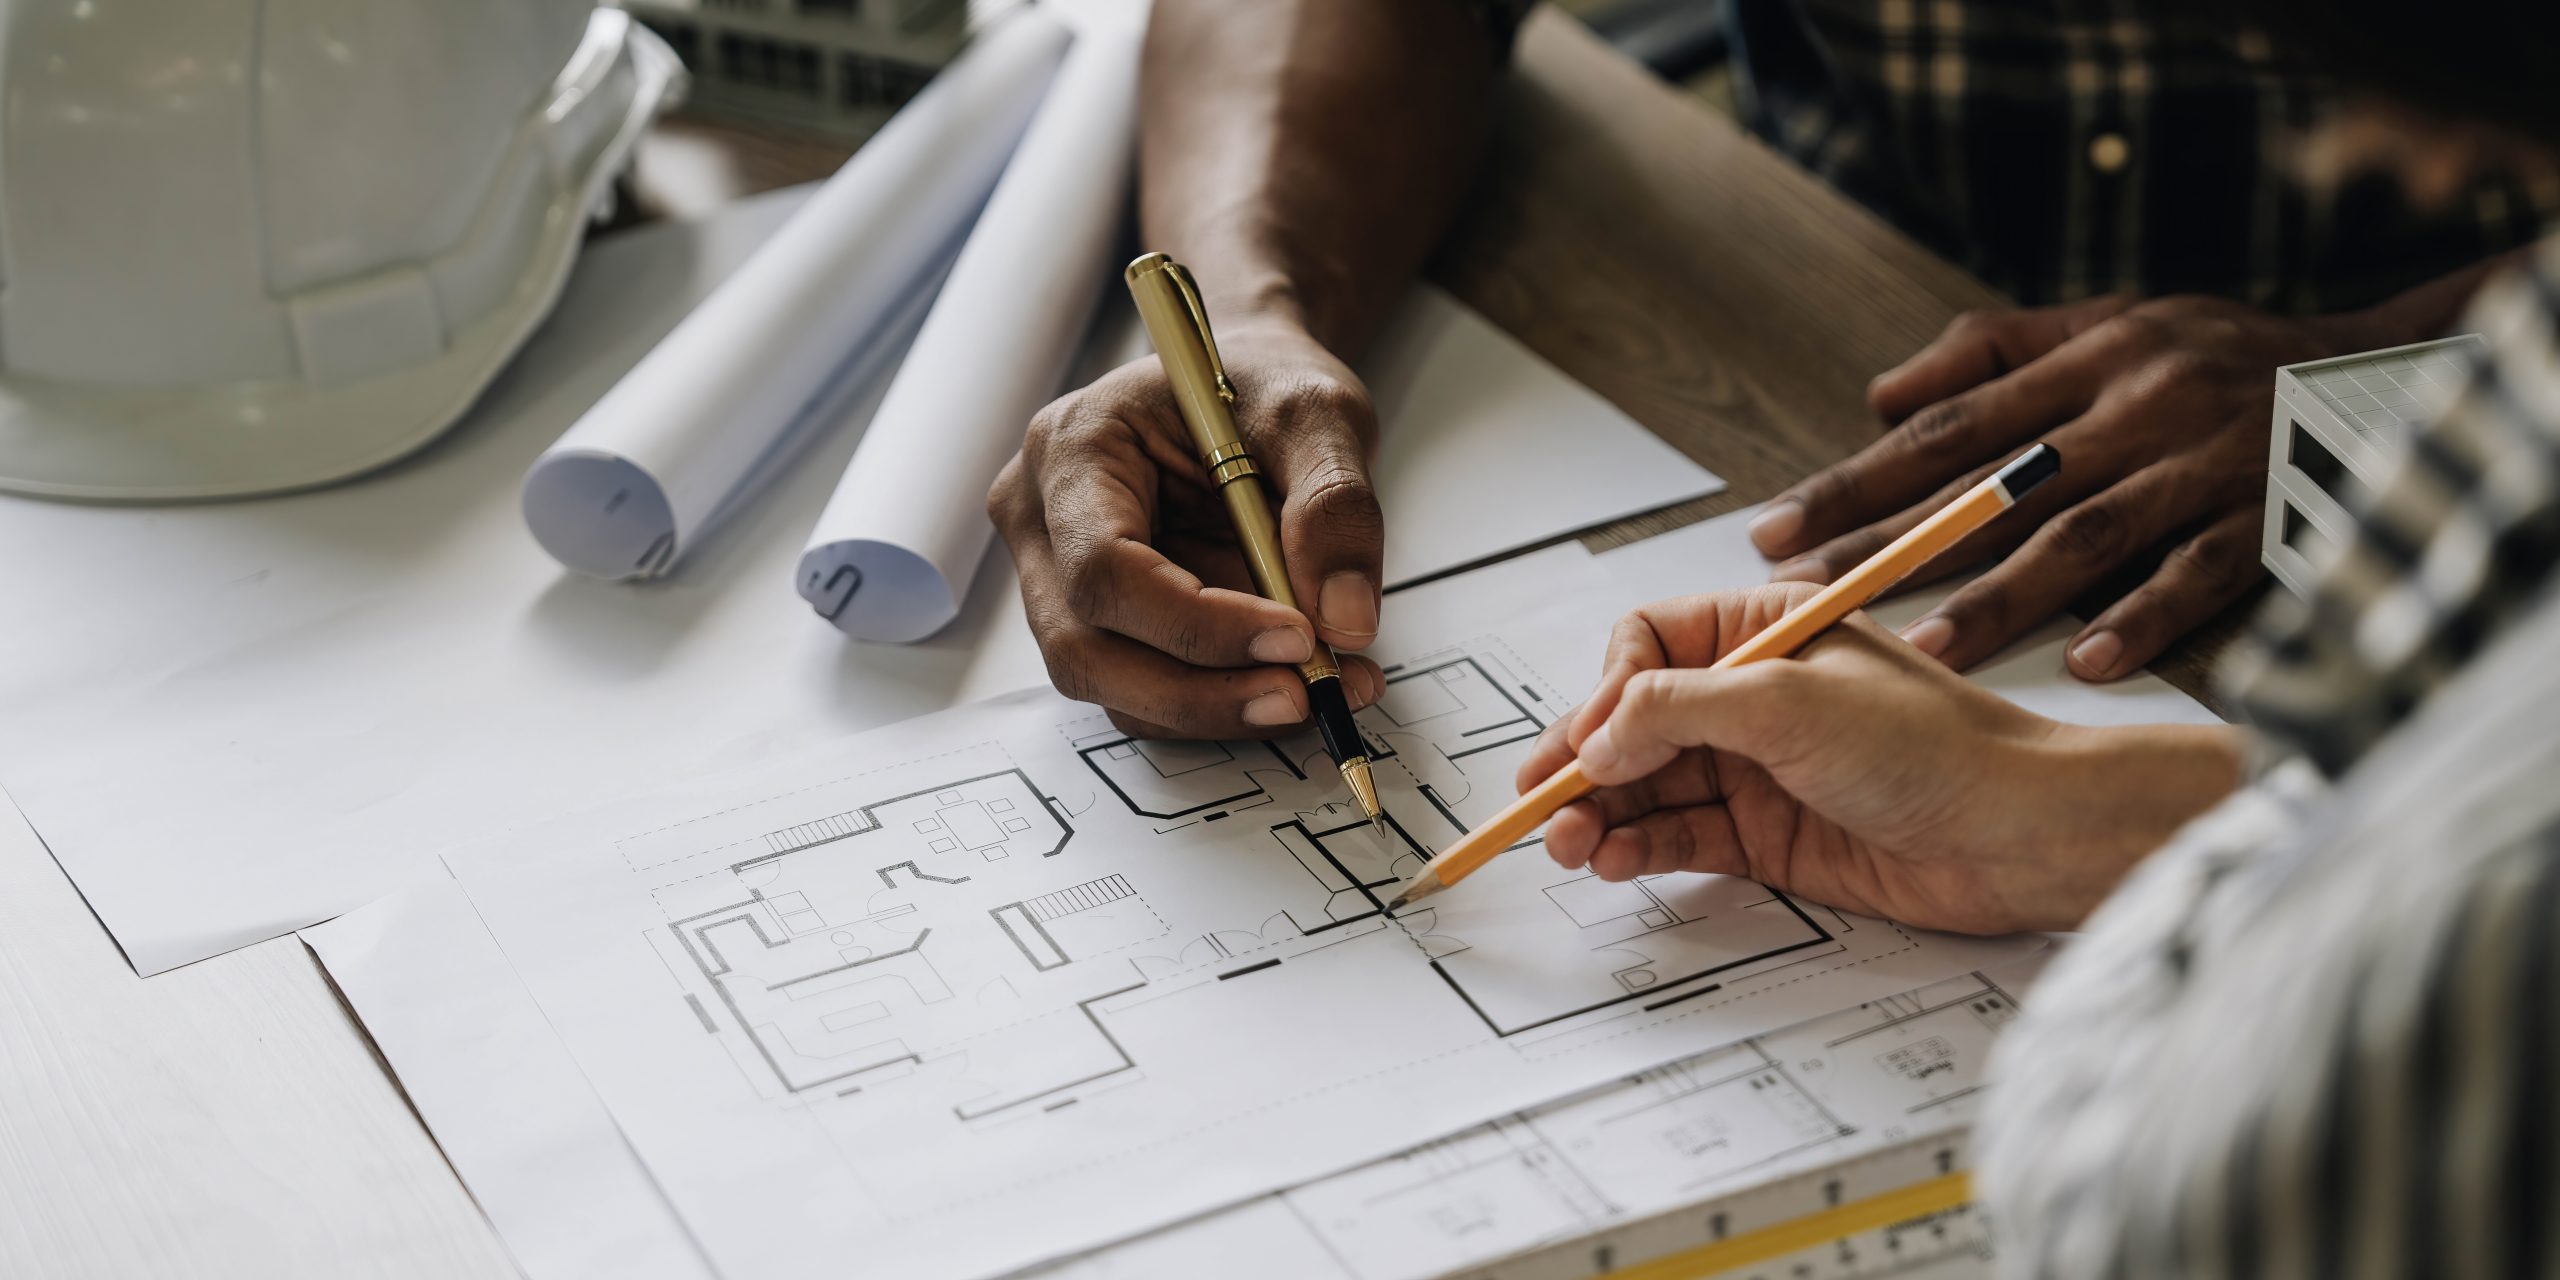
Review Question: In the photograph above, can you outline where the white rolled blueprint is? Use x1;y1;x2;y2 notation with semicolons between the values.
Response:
794;25;1139;641
521;9;1072;580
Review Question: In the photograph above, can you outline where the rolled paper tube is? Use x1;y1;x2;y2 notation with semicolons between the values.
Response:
522;10;1073;580
794;22;1140;643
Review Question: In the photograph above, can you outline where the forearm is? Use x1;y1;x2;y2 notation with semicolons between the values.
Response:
1138;0;1502;354
2029;721;2253;920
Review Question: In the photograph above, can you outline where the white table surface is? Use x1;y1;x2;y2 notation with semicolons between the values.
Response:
0;129;814;1280
0;793;515;1278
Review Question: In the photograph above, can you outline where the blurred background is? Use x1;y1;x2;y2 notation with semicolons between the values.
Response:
621;0;1734;222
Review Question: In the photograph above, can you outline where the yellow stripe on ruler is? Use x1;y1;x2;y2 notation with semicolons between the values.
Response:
1598;1171;1975;1279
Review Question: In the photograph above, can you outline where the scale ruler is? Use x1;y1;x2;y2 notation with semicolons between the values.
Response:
1472;1134;1993;1280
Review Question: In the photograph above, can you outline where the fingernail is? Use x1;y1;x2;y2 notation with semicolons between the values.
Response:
1748;499;1804;552
1250;626;1312;664
1771;557;1830;584
1321;572;1379;640
1901;614;1955;658
1348;664;1383;708
1578;724;1621;775
1243;690;1299;727
2069;629;2123;680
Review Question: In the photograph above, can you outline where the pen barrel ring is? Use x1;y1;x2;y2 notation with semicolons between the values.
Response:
1203;441;1260;487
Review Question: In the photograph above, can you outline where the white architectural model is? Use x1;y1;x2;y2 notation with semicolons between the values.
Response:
2263;335;2484;594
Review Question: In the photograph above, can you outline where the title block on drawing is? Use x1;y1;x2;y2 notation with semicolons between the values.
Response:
2263;334;2485;595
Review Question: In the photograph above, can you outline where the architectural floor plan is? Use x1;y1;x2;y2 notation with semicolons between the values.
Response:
447;610;2031;1280
307;513;2225;1280
1012;960;2036;1280
651;644;1888;1125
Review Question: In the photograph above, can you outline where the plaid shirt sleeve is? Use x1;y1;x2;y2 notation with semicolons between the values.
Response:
2224;237;2560;775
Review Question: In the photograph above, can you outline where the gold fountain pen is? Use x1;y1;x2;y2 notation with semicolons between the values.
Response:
1124;252;1384;824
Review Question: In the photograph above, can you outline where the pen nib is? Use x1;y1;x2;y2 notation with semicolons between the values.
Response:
1340;757;1383;824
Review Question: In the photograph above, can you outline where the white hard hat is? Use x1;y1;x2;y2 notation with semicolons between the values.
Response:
0;1;682;501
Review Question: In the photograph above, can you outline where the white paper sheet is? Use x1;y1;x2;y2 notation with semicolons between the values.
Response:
1363;287;1721;585
309;512;2219;1280
419;558;2032;1280
1022;954;2056;1280
302;882;717;1280
521;10;1070;580
306;551;1600;1280
313;883;2044;1280
796;25;1138;642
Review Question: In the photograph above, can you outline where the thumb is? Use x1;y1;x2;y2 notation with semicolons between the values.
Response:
1573;663;1803;787
1262;380;1386;651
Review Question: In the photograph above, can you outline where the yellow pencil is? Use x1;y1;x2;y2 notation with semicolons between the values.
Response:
1385;443;2060;911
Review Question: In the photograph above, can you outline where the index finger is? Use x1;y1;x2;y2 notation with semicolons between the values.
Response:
1753;346;2100;562
1867;297;2128;424
1036;422;1312;669
1513;585;1820;794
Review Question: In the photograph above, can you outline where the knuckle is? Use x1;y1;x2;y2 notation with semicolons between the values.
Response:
1739;659;1809;702
1899;401;1974;454
2097;310;2175;353
1618;668;1673;721
2142;347;2213;387
1161;608;1213;665
1798;461;1864;514
1812;535;1877;579
986;455;1030;526
1720;665;1800;742
1061;544;1119;624
1040;636;1103;706
1951;577;2012;630
2043;502;2126;564
1295;462;1385;540
2164;527;2259;593
1945;308;1999;339
1275;372;1376;437
1022;399;1068;450
1772;579;1827;610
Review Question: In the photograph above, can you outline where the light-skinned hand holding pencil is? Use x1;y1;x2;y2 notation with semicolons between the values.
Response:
1385;443;2062;911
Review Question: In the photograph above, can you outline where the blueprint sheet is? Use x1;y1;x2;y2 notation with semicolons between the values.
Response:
311;509;2220;1279
417;539;2038;1280
1018;953;2050;1280
318;876;2041;1280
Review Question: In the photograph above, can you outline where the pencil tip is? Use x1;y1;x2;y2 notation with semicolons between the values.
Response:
1385;873;1444;914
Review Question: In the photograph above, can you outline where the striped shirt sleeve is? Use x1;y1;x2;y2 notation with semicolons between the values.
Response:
1978;239;2560;1278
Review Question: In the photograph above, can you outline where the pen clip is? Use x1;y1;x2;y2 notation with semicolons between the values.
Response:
1165;262;1236;405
